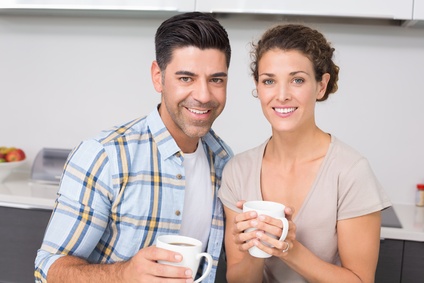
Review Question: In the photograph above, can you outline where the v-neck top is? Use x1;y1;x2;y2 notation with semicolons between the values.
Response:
218;135;391;282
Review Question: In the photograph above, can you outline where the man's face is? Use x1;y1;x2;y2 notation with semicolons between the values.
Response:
152;46;228;149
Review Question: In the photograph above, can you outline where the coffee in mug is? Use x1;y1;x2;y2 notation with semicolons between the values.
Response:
168;242;195;247
157;235;212;283
169;243;194;247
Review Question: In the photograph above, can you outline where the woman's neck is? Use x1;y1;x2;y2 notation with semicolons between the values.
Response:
265;127;330;163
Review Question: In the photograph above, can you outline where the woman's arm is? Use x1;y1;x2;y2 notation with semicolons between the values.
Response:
279;211;381;283
224;206;266;283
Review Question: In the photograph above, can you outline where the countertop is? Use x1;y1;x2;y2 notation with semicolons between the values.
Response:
1;172;424;242
0;171;57;210
381;203;424;242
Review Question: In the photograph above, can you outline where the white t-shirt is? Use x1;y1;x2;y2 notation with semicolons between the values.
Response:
180;142;212;252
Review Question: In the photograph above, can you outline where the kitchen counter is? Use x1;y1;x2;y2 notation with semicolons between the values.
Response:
0;171;57;210
381;203;424;242
1;172;424;242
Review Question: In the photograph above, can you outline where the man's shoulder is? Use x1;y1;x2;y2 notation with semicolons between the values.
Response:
94;115;149;146
202;129;234;160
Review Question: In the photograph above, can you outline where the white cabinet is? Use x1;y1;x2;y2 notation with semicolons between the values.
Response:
402;0;424;26
413;0;424;20
0;0;195;12
195;0;413;20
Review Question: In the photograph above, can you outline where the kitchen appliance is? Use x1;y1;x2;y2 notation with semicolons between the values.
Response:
381;206;402;228
31;148;71;185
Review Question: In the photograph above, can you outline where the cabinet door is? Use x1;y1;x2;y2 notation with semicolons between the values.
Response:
195;0;412;20
0;206;52;283
414;0;424;20
401;241;424;283
215;246;228;283
0;0;195;11
375;239;403;283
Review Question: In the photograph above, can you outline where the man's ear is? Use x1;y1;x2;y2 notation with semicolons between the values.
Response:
317;73;330;100
151;61;163;93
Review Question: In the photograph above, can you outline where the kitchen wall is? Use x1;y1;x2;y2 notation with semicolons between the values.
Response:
1;11;424;205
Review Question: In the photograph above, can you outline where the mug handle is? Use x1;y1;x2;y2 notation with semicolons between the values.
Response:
277;217;289;241
194;252;213;283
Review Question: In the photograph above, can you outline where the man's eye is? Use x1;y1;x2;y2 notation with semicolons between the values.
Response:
180;77;192;82
211;78;224;83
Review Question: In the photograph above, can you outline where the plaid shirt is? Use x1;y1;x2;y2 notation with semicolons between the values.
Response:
34;107;233;283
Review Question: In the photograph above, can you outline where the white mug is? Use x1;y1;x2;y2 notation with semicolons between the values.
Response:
243;200;289;258
156;235;212;283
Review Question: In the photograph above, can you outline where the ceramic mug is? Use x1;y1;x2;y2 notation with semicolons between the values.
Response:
157;235;212;283
243;200;289;258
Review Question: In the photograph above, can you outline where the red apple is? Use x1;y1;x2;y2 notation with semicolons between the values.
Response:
5;148;26;162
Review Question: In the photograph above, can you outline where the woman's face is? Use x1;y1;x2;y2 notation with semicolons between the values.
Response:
256;49;329;133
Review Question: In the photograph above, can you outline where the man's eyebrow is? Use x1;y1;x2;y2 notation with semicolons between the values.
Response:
175;70;196;76
211;72;228;77
175;71;228;77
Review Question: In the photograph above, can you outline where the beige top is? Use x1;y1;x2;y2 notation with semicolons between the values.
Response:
218;135;392;282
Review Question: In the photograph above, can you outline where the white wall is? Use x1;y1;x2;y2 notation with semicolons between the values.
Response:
1;12;424;204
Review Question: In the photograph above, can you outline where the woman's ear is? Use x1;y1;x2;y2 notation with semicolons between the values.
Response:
317;73;330;99
151;61;163;93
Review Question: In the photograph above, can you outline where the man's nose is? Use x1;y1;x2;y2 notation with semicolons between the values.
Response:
191;80;212;103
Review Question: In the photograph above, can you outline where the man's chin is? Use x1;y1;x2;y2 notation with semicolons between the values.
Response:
184;125;212;139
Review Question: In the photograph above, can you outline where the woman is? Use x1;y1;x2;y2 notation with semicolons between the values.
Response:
218;24;391;283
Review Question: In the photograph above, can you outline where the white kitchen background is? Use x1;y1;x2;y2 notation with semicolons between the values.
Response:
1;8;424;205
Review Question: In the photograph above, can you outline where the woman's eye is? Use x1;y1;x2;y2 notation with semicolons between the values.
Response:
263;79;274;85
293;78;304;84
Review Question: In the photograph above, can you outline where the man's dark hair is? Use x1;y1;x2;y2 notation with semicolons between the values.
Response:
155;12;231;71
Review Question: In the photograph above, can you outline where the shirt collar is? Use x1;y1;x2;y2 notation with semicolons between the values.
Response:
146;104;232;161
146;106;180;160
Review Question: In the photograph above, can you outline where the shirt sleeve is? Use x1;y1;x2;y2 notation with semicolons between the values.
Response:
337;157;392;220
218;144;265;214
218;158;242;213
34;139;113;282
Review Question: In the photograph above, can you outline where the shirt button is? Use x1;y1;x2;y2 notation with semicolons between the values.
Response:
176;174;182;179
175;210;181;216
175;152;181;157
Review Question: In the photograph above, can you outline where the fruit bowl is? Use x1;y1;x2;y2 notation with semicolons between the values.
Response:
0;159;26;183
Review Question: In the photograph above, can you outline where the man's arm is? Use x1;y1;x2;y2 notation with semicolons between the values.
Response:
46;246;193;283
47;256;126;283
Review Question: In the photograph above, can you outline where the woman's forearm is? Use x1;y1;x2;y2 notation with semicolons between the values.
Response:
226;255;265;283
282;240;373;283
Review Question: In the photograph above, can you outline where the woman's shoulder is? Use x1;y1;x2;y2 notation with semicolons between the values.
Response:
330;136;367;163
222;139;268;178
327;136;377;181
228;139;268;165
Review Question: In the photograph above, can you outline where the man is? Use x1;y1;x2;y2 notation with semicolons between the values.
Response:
35;12;232;283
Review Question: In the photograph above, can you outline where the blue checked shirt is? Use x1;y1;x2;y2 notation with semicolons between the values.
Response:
34;107;233;283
